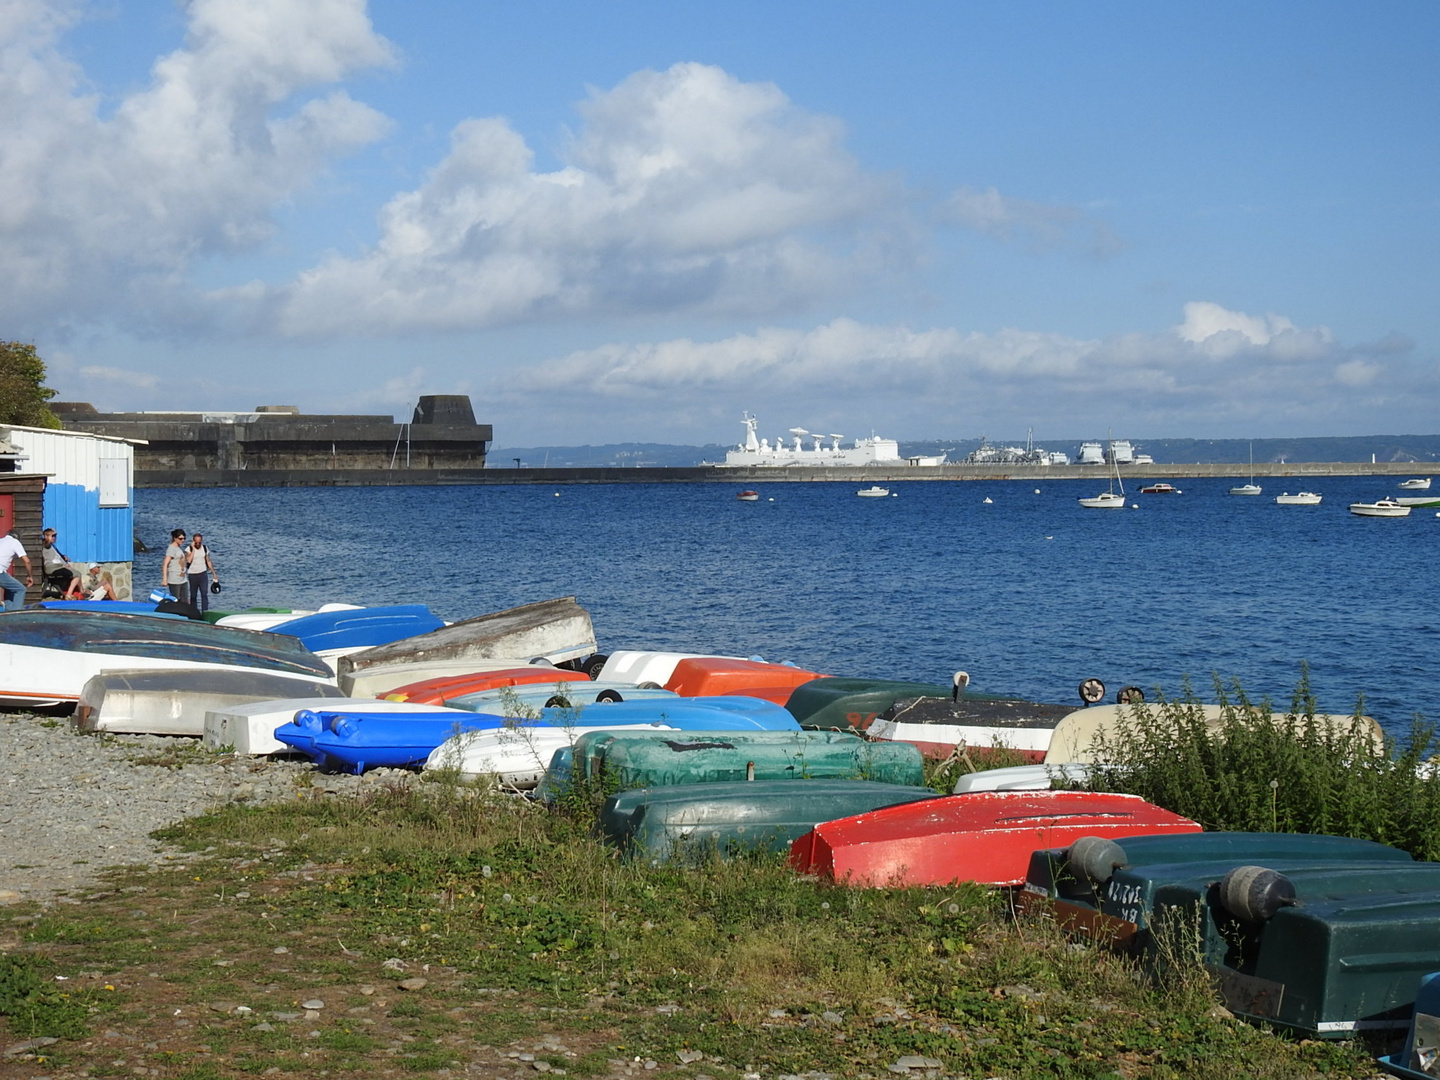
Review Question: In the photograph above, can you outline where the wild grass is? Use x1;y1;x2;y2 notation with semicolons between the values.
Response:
1;681;1401;1077
1081;668;1440;857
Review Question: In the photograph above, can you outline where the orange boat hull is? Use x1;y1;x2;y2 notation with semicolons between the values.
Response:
664;657;826;698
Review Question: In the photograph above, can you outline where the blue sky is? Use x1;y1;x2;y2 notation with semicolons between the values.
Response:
4;0;1437;447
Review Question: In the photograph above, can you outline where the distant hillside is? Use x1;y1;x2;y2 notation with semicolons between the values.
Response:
493;435;1440;467
488;443;732;468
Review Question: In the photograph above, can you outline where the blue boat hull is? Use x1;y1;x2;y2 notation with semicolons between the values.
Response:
268;605;445;652
277;697;800;773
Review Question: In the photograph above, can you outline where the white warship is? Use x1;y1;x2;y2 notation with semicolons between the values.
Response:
720;414;931;467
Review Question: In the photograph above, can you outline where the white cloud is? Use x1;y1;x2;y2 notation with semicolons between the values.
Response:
76;364;159;389
1334;360;1380;386
0;0;394;327
945;186;1121;256
270;62;897;336
488;302;1419;441
331;366;430;416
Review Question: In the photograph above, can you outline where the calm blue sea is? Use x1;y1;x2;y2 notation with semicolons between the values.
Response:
134;478;1437;736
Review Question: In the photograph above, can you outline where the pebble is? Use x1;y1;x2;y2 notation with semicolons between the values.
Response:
0;712;415;901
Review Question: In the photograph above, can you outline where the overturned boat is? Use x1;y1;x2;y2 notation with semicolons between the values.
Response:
0;609;335;709
75;669;350;736
336;597;597;696
602;780;938;866
204;697;464;755
790;790;1201;888
1017;831;1438;1036
565;728;920;793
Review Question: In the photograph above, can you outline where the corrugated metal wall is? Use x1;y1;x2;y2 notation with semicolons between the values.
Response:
6;427;134;563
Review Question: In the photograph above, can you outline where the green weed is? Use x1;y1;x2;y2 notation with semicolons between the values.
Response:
1082;668;1440;856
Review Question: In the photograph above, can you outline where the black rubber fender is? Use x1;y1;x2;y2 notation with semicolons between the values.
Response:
595;688;624;703
543;695;574;709
1068;835;1128;883
1219;865;1296;922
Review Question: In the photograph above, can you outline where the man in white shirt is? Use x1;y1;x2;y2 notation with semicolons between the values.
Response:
0;533;34;610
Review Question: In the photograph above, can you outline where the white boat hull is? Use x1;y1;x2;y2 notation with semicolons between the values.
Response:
1043;704;1384;764
1275;493;1322;505
76;668;348;736
204;698;467;755
337;597;596;694
1399;478;1432;490
0;643;335;709
1077;494;1126;509
1229;484;1263;496
952;762;1093;793
1350;502;1412;517
865;717;1055;759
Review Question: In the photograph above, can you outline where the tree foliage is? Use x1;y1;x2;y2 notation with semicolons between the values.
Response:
0;340;61;428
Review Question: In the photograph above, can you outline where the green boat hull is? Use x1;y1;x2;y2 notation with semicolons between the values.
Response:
572;729;925;792
785;677;953;730
1024;832;1437;1036
604;779;936;865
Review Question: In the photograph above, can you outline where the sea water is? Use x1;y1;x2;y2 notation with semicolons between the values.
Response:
134;477;1437;736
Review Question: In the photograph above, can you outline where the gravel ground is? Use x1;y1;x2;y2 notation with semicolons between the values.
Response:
0;710;413;905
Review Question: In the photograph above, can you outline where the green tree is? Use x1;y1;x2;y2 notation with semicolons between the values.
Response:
0;341;61;428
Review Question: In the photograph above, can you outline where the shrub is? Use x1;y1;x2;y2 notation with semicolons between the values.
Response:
1082;670;1440;859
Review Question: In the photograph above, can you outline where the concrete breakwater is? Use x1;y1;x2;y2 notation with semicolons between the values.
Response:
133;460;1438;487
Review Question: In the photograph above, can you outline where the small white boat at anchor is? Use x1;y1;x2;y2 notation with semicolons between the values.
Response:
1079;439;1126;509
856;486;891;498
1229;442;1262;495
1275;492;1322;505
1350;498;1412;518
1399;477;1432;490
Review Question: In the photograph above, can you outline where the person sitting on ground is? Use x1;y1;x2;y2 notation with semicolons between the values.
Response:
66;564;117;601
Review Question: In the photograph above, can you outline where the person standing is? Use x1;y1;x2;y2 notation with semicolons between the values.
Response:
185;532;219;611
161;529;188;600
39;528;74;596
0;532;34;611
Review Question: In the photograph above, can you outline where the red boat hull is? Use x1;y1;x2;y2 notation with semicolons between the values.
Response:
790;790;1201;887
381;666;591;705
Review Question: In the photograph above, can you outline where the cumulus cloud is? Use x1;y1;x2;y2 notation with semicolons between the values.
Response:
269;62;897;336
0;0;394;327
490;302;1422;440
945;186;1122;256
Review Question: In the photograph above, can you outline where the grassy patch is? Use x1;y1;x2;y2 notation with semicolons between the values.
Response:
0;771;1388;1078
